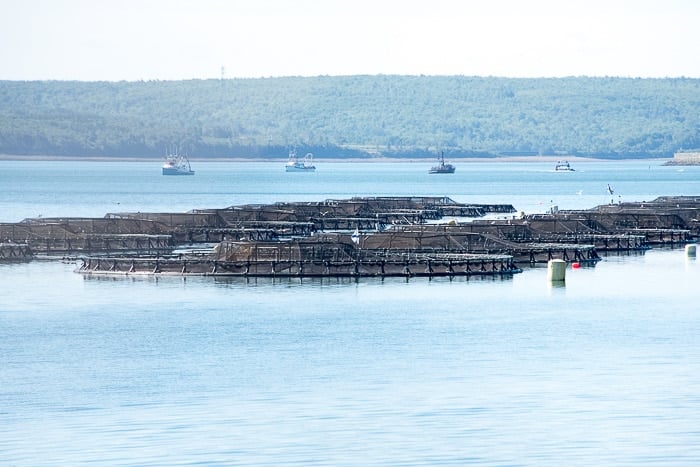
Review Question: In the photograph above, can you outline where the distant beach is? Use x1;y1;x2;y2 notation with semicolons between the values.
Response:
0;154;664;163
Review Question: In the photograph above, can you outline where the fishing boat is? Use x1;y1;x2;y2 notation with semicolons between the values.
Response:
555;160;575;172
285;149;316;172
162;152;195;175
429;152;455;174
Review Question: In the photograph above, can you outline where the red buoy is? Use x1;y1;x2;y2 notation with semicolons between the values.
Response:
572;262;581;269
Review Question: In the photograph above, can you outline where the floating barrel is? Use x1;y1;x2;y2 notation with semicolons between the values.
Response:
547;259;566;282
685;244;697;257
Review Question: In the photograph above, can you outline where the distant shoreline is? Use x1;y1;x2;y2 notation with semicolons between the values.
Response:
0;154;669;163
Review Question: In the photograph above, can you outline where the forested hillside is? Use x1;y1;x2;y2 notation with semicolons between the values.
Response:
1;76;698;159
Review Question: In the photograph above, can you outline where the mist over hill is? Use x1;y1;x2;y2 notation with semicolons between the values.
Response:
1;75;698;159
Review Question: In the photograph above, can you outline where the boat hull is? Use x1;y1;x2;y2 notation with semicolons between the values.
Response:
429;167;455;174
285;166;315;172
162;168;195;175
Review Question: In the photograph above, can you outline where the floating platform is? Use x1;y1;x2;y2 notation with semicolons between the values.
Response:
4;196;700;278
76;252;522;278
0;243;33;262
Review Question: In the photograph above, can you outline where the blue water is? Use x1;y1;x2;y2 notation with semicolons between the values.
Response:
0;159;698;222
2;159;700;465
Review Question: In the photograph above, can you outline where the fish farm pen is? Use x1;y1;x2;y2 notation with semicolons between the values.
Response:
2;196;700;278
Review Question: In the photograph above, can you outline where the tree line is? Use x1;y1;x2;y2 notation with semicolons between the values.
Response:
0;75;698;159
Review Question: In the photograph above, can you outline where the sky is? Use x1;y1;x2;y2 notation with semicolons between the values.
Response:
1;0;699;81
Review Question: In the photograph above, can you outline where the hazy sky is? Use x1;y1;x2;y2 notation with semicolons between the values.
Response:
2;0;698;81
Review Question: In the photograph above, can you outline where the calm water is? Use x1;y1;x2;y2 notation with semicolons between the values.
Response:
0;159;698;222
2;159;700;465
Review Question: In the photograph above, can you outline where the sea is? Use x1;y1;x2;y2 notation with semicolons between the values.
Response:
2;159;700;466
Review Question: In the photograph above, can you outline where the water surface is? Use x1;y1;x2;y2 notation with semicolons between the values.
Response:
1;159;700;465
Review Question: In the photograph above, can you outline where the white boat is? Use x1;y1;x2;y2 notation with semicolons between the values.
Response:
429;152;455;174
285;149;316;172
162;152;195;175
555;160;574;172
